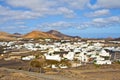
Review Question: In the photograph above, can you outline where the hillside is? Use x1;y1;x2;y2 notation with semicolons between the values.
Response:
47;30;81;40
0;30;81;40
113;37;120;41
22;30;59;39
0;31;16;41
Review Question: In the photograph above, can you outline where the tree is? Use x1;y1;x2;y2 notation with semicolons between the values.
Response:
60;60;71;68
30;59;45;73
0;46;4;54
45;60;60;68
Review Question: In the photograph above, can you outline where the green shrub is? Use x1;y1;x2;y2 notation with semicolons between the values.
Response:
94;64;100;68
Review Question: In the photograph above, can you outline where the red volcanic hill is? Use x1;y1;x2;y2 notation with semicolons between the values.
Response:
22;30;60;39
0;30;81;40
47;30;81;40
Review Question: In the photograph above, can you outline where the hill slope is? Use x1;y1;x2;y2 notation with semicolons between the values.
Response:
47;30;80;39
23;30;59;39
0;31;16;40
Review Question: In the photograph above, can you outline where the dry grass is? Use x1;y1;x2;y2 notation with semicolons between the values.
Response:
0;69;37;80
1;60;120;80
59;63;120;80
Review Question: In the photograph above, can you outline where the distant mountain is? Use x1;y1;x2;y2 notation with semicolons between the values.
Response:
47;30;81;40
22;30;59;39
0;30;81;41
13;33;22;36
13;33;22;38
113;37;120;41
0;31;16;41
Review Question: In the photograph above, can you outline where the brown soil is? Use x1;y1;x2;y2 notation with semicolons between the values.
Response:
0;68;37;80
1;59;120;80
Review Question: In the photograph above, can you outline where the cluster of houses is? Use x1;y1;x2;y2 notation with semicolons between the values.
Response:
0;39;120;68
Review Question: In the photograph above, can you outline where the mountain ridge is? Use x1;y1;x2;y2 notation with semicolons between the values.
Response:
0;30;81;40
47;30;81;39
22;30;60;39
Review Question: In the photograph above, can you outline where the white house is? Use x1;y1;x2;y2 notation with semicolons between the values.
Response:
63;52;75;60
44;53;61;61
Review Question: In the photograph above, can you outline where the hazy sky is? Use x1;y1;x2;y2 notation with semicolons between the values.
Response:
0;0;120;38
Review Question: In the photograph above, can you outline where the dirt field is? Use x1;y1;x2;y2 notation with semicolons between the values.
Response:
0;63;120;80
0;68;37;80
60;68;120;80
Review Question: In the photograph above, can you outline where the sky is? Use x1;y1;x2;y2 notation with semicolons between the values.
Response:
0;0;120;38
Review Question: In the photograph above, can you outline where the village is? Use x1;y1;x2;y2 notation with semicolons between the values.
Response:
0;38;120;70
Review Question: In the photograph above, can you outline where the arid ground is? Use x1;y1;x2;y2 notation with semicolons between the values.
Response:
0;62;120;80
